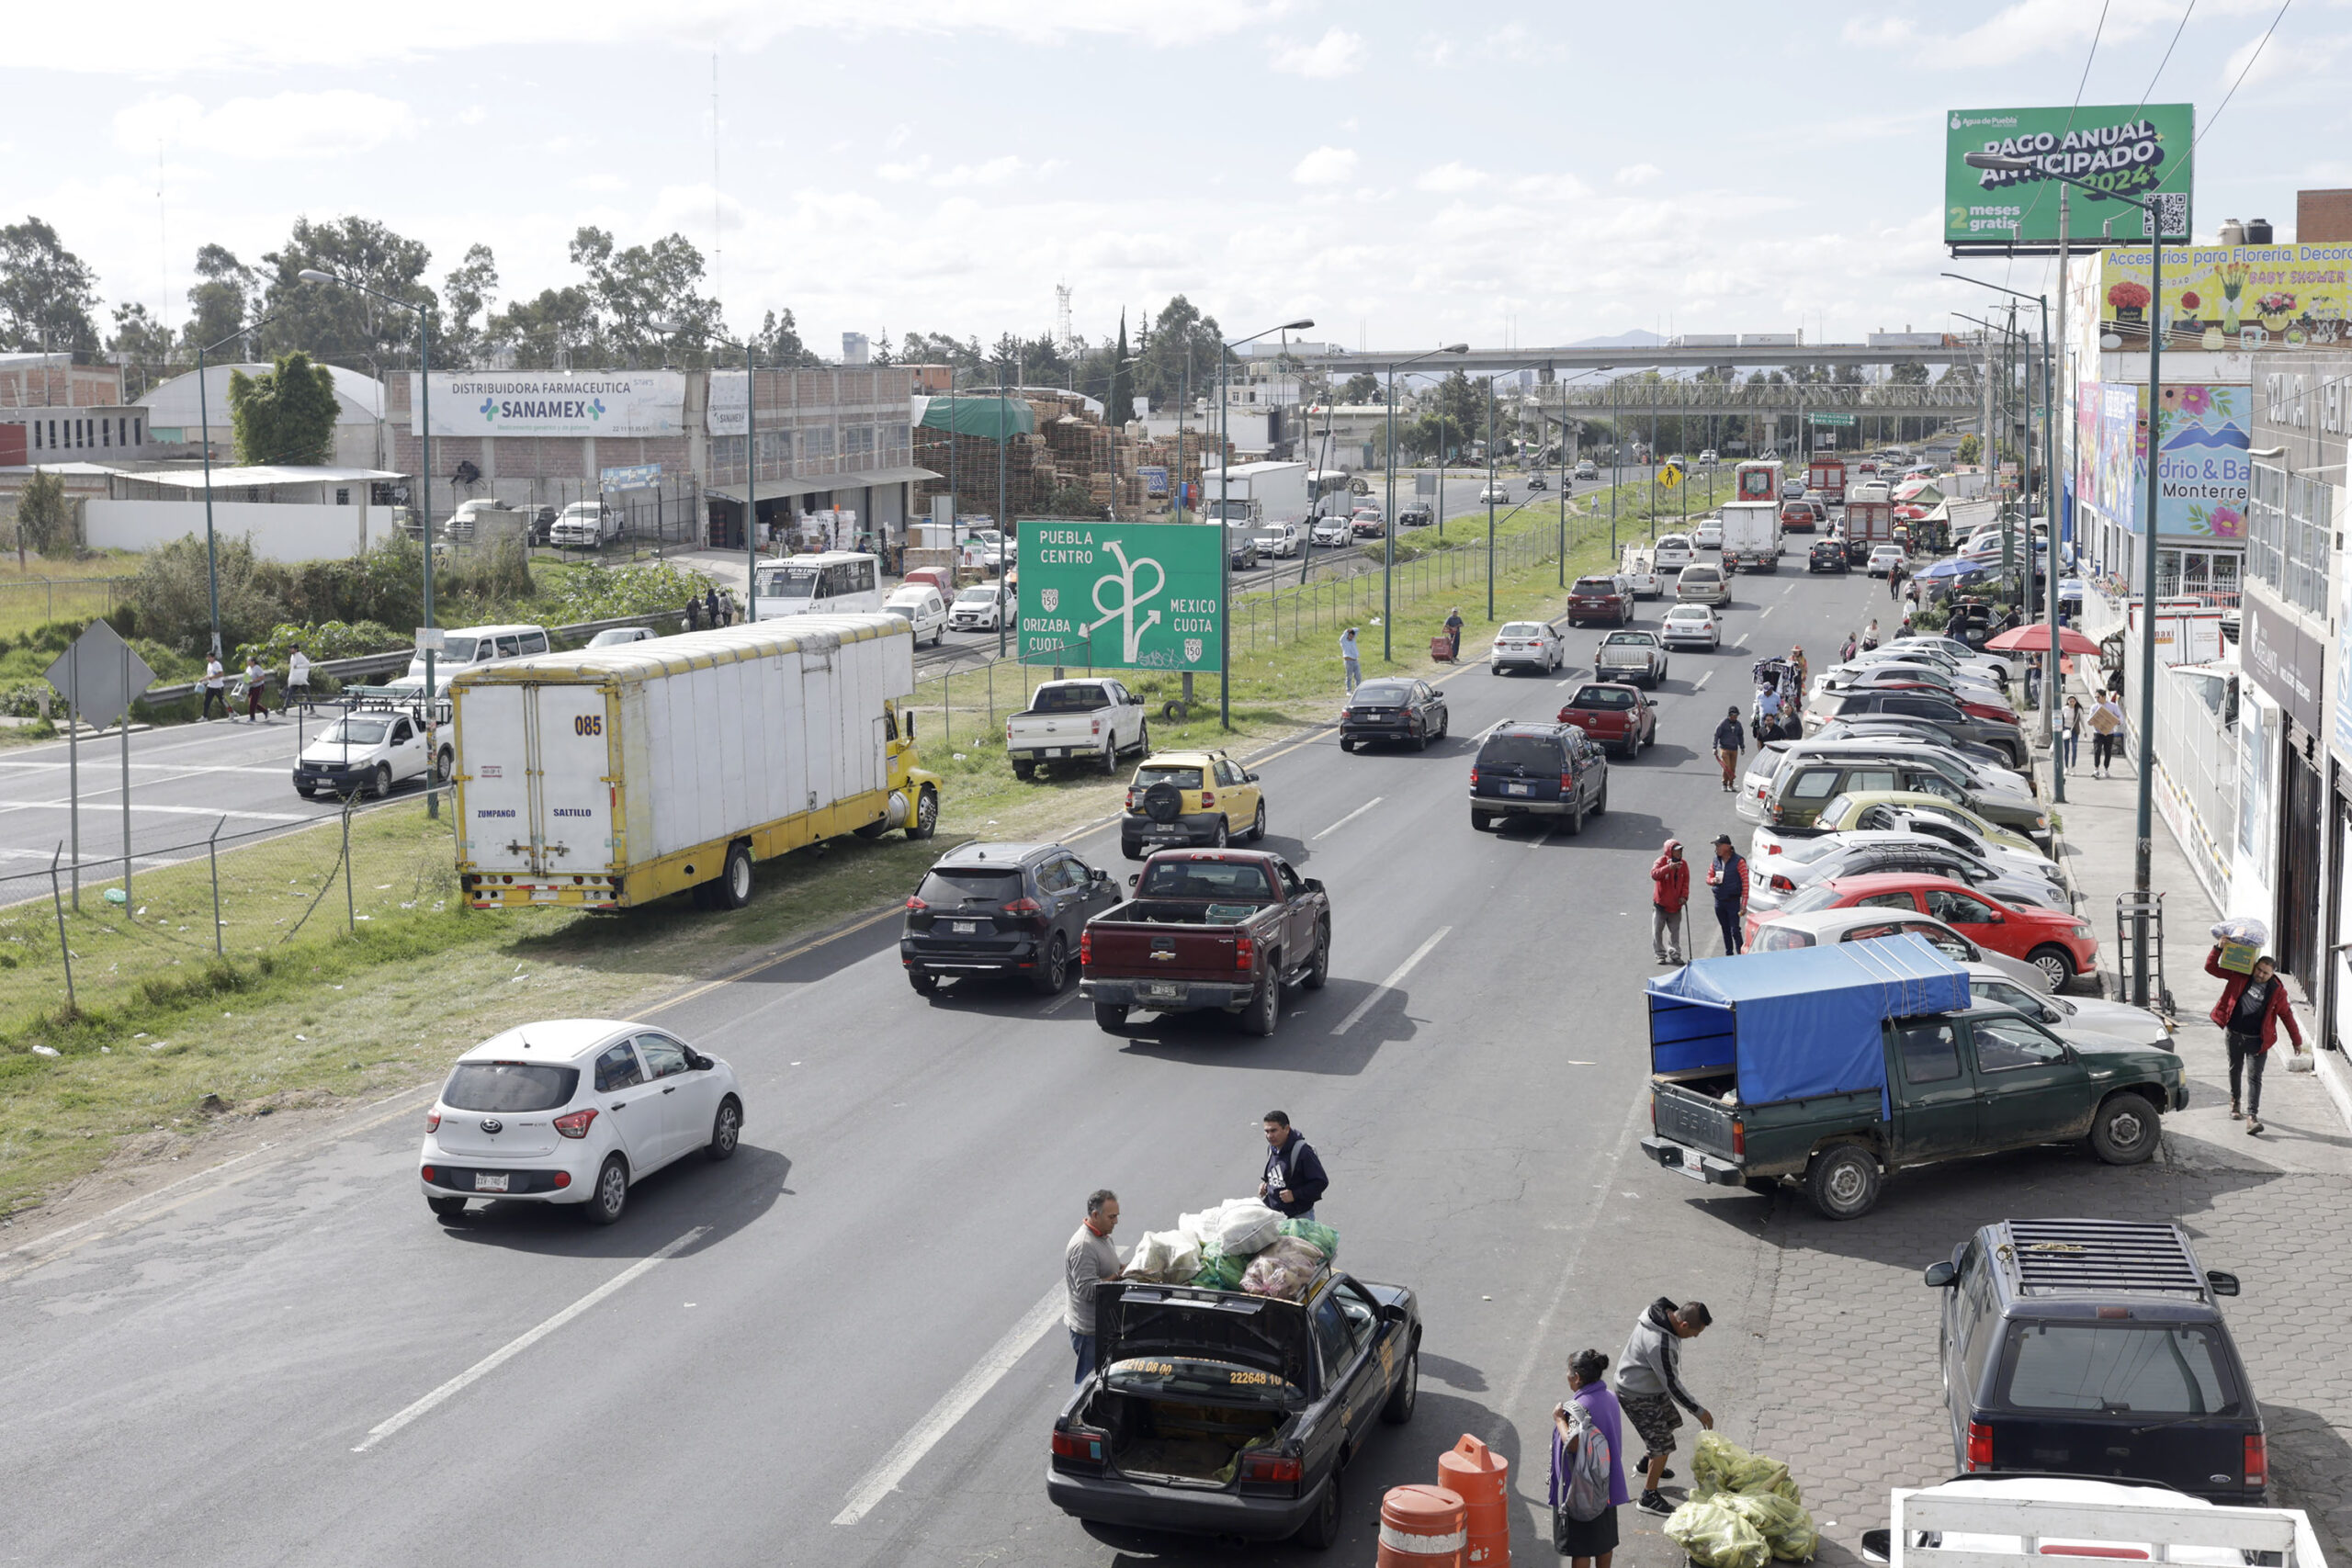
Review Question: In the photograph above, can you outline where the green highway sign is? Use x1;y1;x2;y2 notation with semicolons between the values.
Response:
1017;521;1225;671
1945;104;2193;249
1809;412;1856;427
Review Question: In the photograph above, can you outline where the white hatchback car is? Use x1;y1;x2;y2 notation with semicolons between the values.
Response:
419;1020;744;1224
1654;534;1696;571
1488;620;1565;674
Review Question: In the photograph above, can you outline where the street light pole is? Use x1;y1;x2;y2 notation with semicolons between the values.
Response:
1383;345;1467;662
1215;319;1313;728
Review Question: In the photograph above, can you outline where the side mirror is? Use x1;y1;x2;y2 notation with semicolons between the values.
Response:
1246;772;1261;783
2206;1270;2241;1297
1091;867;1109;883
1125;874;1140;890
1922;1261;1958;1289
1305;877;1325;894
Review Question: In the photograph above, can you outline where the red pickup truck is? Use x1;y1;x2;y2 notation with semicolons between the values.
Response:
1080;850;1331;1036
1558;681;1657;759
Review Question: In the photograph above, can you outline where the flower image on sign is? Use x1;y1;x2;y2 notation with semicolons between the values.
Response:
412;371;687;438
2078;381;2249;539
1016;522;1224;671
2098;243;2352;351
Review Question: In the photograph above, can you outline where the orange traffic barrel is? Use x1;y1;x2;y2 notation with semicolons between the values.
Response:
1438;1435;1510;1568
1378;1483;1467;1568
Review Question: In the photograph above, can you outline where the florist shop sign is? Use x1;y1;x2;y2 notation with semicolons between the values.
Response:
2099;243;2352;351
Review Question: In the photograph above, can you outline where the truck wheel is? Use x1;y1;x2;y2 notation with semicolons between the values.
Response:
1295;1472;1342;1551
1012;760;1035;781
906;787;938;840
1304;919;1330;990
1565;793;1585;835
371;763;392;800
1804;1145;1881;1220
1031;933;1070;995
717;844;752;909
2089;1092;2158;1166
1101;740;1118;774
1470;809;1492;831
1136;719;1149;757
1238;970;1281;1036
1093;1002;1129;1033
2027;943;2075;993
1592;779;1609;817
1379;1342;1419;1424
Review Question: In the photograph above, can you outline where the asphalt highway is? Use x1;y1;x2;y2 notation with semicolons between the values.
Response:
0;546;1897;1567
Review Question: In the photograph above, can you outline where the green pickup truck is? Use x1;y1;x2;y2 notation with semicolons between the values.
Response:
1638;937;2187;1219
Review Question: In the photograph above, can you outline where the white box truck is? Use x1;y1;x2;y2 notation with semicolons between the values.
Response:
451;614;943;911
1719;500;1782;571
1199;460;1310;527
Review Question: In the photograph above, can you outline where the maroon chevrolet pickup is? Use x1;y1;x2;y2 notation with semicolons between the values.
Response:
1080;850;1330;1037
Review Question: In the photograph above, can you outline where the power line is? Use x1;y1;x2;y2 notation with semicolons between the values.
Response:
2136;0;2196;107
2197;0;2292;149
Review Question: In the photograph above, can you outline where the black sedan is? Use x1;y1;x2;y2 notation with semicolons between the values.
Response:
1339;678;1450;752
900;841;1118;995
1809;538;1849;573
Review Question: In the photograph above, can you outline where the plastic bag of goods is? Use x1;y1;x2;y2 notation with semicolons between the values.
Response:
1239;1235;1327;1300
1277;1217;1339;1261
1664;1497;1770;1568
1690;1432;1790;1502
1721;1490;1818;1562
1123;1229;1202;1284
1210;1200;1285;1256
2211;918;2270;974
1192;1247;1249;1292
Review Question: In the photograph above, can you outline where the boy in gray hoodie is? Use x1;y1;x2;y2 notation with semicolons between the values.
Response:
1613;1296;1713;1514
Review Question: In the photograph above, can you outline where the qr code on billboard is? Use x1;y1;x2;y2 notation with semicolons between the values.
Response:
2152;192;2188;240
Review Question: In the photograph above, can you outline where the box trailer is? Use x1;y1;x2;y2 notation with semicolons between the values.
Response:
452;614;942;911
1719;500;1782;570
1200;460;1311;527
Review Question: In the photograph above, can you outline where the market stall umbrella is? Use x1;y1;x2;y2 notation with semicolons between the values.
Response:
1986;622;2101;655
1915;557;1988;581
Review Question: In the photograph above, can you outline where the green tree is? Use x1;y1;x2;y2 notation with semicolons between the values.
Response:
130;534;292;656
1958;433;1983;465
14;468;73;556
0;217;100;354
107;302;179;399
1109;310;1135;425
1341;371;1382;404
1889;359;1930;385
568;226;721;363
439;243;499;365
183;243;257;356
227;351;341;466
256;216;435;368
486;286;597;369
897;330;987;375
1134;296;1223;412
1431;370;1486;446
750;307;823;367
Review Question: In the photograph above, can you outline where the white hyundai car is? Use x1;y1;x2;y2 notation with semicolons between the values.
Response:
418;1020;744;1224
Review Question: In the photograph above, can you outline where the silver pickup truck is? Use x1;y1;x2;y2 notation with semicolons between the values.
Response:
1593;629;1668;688
1005;678;1151;779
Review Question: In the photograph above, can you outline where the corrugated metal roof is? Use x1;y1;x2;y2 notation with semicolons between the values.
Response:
451;613;908;688
131;464;402;490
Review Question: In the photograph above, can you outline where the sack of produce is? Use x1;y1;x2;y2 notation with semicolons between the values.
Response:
1123;1229;1203;1284
1277;1217;1339;1260
1664;1497;1770;1568
1210;1200;1285;1256
1722;1490;1818;1562
1239;1235;1327;1300
1691;1432;1789;1501
1193;1247;1249;1292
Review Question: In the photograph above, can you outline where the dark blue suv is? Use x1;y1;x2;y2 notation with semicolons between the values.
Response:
1926;1217;2262;1503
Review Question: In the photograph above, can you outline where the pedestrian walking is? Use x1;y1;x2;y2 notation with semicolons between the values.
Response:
1712;706;1743;791
1551;1348;1628;1566
1861;617;1880;651
684;593;705;632
2089;689;2125;777
2024;657;2042;711
2064;694;2084;769
242;652;271;722
1614;1298;1713;1517
1065;1190;1123;1382
1649;839;1689;966
1444;607;1464;660
1839;632;1857;662
1340;626;1362;694
2206;947;2304;1135
201;653;228;721
721;588;738;626
1705;835;1747;955
1887;561;1903;601
284;645;311;714
1258;1111;1328;1222
705;585;722;628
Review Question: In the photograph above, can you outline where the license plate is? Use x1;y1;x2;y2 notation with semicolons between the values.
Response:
528;888;558;903
1507;783;1532;796
474;1172;509;1192
1145;981;1181;999
949;920;978;934
1043;748;1063;759
1151;830;1185;842
1679;1147;1707;1179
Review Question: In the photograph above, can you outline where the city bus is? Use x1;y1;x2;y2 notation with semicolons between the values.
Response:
753;550;884;619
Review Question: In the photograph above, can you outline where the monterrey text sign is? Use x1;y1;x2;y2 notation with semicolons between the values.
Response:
1017;521;1224;671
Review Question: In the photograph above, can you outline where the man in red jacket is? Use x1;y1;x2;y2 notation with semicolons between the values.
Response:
2205;945;2304;1134
1651;839;1690;966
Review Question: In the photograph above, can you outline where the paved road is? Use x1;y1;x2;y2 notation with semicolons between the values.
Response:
0;549;2003;1568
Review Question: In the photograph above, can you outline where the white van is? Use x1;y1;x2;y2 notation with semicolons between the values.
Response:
883;584;949;647
403;624;551;688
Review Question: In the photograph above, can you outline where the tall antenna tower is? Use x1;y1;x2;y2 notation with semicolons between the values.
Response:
1055;283;1074;355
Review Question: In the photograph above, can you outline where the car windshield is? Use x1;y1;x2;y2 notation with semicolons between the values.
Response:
956;586;997;603
319;719;390;746
1781;885;1845;916
884;605;915;620
2002;1324;2234;1416
915;867;1022;904
1667;606;1709;621
1753;925;1815;952
1499;624;1546;639
1476;736;1562;774
441;1062;580;1112
768;565;820;599
1657;536;1690;548
1602;632;1649;646
1572;578;1617;594
1681;568;1721;582
1032;684;1110;713
1133;764;1205;790
1570;686;1634;709
1352;683;1409;706
1138;860;1276;900
586;628;644;647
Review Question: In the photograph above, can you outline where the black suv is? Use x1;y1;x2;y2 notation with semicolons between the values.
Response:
901;841;1119;996
1808;538;1849;574
1468;723;1608;834
1926;1217;2261;1503
1398;504;1433;528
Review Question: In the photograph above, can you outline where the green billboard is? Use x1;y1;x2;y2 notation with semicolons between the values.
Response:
1945;104;2193;248
1016;521;1225;671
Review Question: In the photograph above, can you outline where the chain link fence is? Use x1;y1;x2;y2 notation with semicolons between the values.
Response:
0;576;136;637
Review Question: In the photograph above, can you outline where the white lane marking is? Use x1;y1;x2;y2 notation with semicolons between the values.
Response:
1757;605;1776;620
1525;825;1557;851
0;761;291;776
353;1224;710;1452
0;798;308;823
1313;797;1382;840
1330;925;1452;1036
1695;671;1713;689
1039;987;1081;1015
833;1284;1065;1525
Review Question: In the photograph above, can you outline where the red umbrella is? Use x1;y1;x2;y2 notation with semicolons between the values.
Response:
1986;622;2100;655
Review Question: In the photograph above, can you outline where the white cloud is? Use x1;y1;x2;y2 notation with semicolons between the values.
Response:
1842;0;2277;71
878;155;932;182
1272;27;1367;78
1415;162;1490;194
1293;146;1357;186
456;106;487;127
571;174;628;193
1614;163;1661;187
113;91;418;160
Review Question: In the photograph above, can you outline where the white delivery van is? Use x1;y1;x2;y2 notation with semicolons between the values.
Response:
883;583;949;646
451;615;943;911
1718;501;1782;571
404;624;550;688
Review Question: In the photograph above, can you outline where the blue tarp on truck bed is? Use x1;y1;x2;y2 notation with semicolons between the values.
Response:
1645;936;1970;1108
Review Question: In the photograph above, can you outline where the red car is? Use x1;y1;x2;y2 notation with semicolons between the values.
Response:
1557;681;1657;758
1780;501;1823;533
1567;574;1633;627
1748;872;2098;991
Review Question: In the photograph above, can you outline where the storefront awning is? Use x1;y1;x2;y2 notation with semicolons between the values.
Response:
707;465;938;505
912;396;1036;440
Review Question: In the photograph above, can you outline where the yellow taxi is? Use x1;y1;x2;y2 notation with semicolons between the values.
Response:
1119;750;1266;860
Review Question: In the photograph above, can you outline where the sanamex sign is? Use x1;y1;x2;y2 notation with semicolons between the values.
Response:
411;371;687;438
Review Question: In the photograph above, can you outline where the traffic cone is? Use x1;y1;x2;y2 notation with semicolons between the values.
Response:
1438;1434;1510;1568
1378;1484;1467;1568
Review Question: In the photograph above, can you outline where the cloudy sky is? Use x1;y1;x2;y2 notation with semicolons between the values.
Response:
10;0;2347;358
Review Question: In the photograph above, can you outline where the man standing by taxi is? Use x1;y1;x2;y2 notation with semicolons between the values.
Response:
1258;1111;1328;1222
1065;1190;1123;1383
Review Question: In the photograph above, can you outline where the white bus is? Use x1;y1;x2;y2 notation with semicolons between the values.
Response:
754;551;884;619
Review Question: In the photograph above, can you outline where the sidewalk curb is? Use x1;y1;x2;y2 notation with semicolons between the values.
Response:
2308;1037;2352;1132
2034;740;2109;1002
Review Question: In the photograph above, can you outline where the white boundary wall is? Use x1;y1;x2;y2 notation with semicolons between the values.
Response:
85;500;394;561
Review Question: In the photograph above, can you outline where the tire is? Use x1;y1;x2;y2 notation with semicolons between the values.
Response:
584;1155;628;1225
1238;968;1281;1036
1295;1471;1342;1551
907;787;938;840
1136;719;1149;757
435;746;455;785
1805;1145;1882;1221
426;1194;468;1220
1380;1342;1419;1425
2089;1091;2159;1166
1490;663;1502;676
707;1096;742;1161
1414;721;1430;751
1593;779;1609;817
1031;933;1070;995
1304;919;1330;990
718;843;752;909
909;970;939;995
371;763;392;800
1565;792;1585;836
296;785;316;799
1102;741;1118;775
1249;801;1267;842
1093;1002;1129;1033
1471;809;1493;832
2027;943;2075;993
1012;760;1035;781
1339;738;1355;754
1436;710;1448;739
1210;820;1228;849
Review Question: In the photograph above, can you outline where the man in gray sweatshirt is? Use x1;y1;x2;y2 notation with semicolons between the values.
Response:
1613;1296;1714;1514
